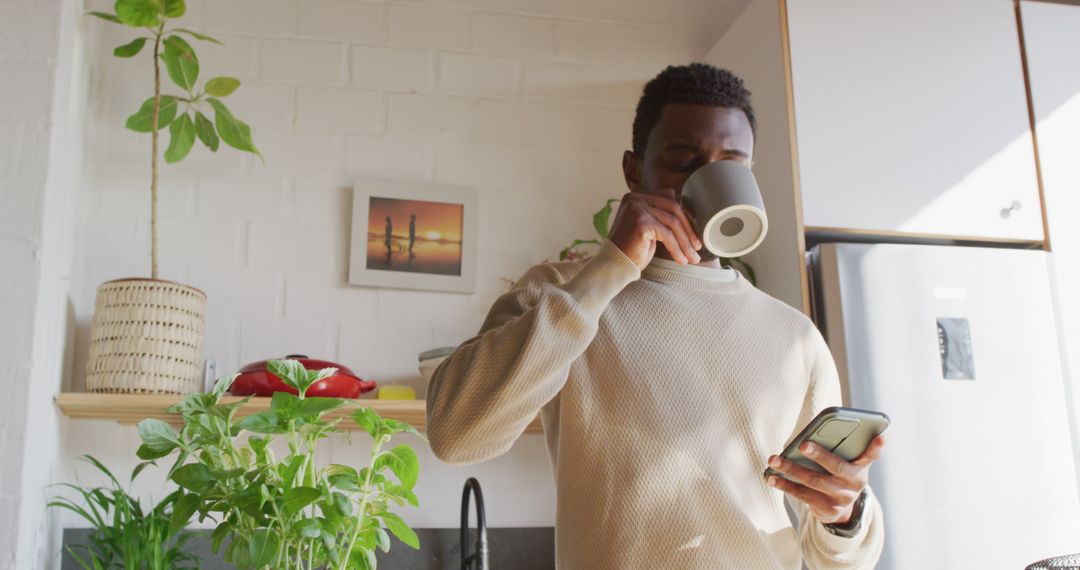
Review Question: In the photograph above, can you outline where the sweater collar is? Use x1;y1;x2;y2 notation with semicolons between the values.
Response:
642;256;752;292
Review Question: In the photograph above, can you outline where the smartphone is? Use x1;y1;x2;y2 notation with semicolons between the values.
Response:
764;406;890;481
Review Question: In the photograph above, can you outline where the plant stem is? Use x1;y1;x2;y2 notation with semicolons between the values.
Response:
338;436;384;570
150;25;164;279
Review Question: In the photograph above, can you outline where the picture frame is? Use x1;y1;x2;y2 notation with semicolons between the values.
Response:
349;180;478;294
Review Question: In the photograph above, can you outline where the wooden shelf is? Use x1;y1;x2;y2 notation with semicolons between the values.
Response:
56;393;543;435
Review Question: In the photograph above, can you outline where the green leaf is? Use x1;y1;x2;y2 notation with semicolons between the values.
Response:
248;529;279;568
270;391;301;415
137;418;179;453
205;76;241;97
351;408;380;439
593;198;620;239
81;455;122;490
171;464;215;493
224;534;251;566
379;512;419;549
172;28;224;44
126;96;178;132
162;35;199;92
281;455;305;487
267;359;307;392
211;373;238;397
386;484;419;508
163;0;185;18
194;111;219;151
333;492;352;517
247;435;270;455
350;547;377;570
306;368;338;393
87;11;122;23
282;487;321;517
113;37;147;58
232;486;266;519
382;418;423;438
210;522;232;553
326;464;361;491
115;0;160;27
130;460;156;481
235;411;282;434
375;527;391;553
165;113;196;163
170;492;199;531
135;443;168;460
376;445;419;490
207;98;261;158
295;518;321;539
295;397;347;418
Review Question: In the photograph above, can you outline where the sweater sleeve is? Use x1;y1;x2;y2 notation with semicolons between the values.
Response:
795;325;886;570
426;239;641;465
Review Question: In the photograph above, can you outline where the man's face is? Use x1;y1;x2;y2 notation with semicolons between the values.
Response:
625;103;754;198
622;103;755;261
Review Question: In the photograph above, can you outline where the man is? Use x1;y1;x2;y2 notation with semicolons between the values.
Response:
409;213;417;257
426;63;885;569
384;215;394;258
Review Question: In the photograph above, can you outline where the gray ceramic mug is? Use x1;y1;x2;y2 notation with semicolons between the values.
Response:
680;160;769;258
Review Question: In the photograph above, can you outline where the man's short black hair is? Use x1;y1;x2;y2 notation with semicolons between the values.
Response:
631;63;756;155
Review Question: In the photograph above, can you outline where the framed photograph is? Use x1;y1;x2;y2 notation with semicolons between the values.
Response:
349;180;478;294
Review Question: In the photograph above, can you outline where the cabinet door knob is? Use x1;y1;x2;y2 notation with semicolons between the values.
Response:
1000;200;1022;218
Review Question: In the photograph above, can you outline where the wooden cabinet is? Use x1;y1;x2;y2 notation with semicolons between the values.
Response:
704;0;1051;315
786;0;1044;241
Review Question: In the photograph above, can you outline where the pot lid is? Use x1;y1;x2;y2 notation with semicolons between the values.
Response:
419;346;457;361
238;354;361;380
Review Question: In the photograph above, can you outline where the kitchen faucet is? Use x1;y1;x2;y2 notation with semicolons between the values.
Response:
460;477;489;570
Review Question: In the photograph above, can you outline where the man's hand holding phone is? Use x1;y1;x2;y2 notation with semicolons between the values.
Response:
765;435;886;525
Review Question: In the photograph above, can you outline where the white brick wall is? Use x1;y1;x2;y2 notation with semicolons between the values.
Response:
388;5;470;50
438;53;521;98
261;38;347;84
472;13;555;58
298;0;385;44
54;0;723;541
296;86;384;132
352;45;434;92
0;0;88;566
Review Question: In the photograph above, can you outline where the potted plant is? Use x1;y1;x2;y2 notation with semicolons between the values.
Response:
85;0;260;394
49;455;197;569
136;360;424;569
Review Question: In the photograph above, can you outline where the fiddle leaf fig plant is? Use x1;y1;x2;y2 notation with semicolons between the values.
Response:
137;359;423;569
90;0;260;279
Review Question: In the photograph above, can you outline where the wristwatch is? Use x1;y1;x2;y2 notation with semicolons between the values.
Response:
822;488;868;538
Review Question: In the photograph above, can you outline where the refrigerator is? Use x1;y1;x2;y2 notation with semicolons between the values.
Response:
808;242;1080;569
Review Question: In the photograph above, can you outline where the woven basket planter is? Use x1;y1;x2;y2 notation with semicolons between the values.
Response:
86;278;206;394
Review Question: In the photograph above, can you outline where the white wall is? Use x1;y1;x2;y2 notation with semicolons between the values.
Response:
704;0;805;313
59;0;726;544
0;0;89;567
1021;0;1080;488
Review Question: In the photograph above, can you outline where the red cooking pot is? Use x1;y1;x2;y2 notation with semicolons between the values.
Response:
228;355;377;398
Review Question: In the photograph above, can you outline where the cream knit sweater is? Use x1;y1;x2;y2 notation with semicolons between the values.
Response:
427;239;884;569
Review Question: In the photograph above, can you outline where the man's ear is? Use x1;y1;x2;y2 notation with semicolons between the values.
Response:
622;150;642;193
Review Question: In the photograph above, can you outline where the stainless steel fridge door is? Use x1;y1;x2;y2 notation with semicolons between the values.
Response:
812;242;1080;569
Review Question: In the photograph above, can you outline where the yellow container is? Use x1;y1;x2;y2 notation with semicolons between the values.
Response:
377;385;416;400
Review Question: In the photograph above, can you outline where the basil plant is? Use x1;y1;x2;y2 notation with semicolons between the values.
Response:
136;360;424;569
